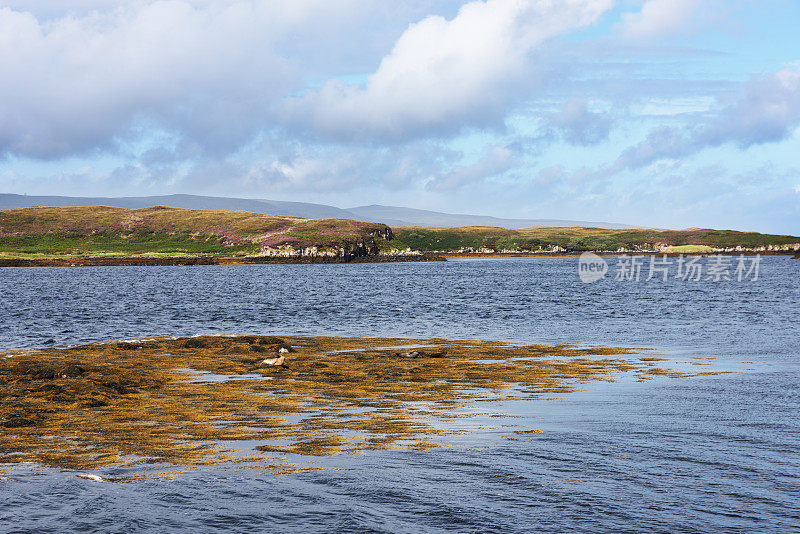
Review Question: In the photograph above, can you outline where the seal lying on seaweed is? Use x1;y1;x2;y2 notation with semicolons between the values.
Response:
261;350;288;366
260;355;285;366
261;348;290;366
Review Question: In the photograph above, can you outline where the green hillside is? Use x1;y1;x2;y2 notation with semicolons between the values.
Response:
391;226;800;253
1;206;797;260
0;206;393;258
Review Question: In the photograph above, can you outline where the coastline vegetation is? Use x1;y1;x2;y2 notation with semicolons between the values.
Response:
0;232;240;256
392;226;800;253
0;206;393;259
1;206;797;262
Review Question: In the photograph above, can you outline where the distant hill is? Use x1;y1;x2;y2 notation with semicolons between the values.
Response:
346;205;636;229
0;194;355;220
0;194;635;229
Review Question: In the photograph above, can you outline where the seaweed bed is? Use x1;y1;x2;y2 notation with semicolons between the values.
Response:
0;335;722;478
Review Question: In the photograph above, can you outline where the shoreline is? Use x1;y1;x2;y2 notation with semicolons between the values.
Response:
0;250;793;267
0;254;446;267
444;251;797;258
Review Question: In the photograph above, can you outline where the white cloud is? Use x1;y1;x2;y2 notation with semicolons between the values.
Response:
0;0;614;161
548;98;612;145
286;0;613;141
701;67;800;148
631;97;716;117
595;66;800;176
168;138;456;195
0;1;386;160
426;145;513;191
618;0;712;39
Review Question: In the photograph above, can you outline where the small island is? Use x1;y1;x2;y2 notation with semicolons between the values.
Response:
0;205;798;267
0;205;442;266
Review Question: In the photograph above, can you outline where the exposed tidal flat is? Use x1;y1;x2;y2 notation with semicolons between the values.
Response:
0;334;723;476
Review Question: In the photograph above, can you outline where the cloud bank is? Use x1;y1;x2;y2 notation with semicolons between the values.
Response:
0;0;613;160
610;67;800;174
286;0;613;141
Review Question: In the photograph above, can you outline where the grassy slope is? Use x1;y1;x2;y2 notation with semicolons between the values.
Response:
0;206;393;257
392;226;800;252
2;206;796;257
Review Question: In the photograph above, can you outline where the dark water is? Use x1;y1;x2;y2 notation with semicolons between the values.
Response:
1;257;799;532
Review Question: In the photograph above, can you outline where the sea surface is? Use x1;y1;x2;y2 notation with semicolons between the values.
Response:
1;257;799;533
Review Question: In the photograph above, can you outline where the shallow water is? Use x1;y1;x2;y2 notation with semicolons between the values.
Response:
1;257;799;532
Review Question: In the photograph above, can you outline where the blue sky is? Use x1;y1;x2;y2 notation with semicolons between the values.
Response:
1;0;799;233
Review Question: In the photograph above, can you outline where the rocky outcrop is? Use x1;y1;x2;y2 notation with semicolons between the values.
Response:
259;226;394;259
259;242;379;258
369;227;394;241
256;220;395;259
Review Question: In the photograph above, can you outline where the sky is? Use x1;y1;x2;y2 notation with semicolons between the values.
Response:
1;0;799;233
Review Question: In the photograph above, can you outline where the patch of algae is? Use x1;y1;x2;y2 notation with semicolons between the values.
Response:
0;335;723;475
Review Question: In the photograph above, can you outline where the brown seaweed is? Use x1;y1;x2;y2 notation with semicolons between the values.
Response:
0;335;723;473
